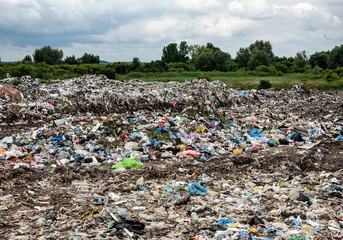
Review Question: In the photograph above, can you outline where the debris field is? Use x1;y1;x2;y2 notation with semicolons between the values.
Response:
0;75;342;239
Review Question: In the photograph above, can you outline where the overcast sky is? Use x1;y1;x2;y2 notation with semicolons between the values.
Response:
1;0;342;62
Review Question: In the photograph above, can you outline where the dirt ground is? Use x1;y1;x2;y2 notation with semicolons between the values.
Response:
0;138;342;239
0;80;342;239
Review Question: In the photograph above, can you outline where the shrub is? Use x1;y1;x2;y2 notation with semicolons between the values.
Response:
12;79;22;86
11;69;21;77
31;68;43;79
102;68;116;79
258;80;272;89
167;62;192;72
326;71;339;82
114;62;130;74
197;72;211;81
289;65;300;73
38;79;52;85
273;63;288;73
238;67;247;72
312;66;323;75
333;67;343;76
255;65;269;72
303;65;312;73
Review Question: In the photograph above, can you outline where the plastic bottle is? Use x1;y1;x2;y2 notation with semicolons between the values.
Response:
191;212;199;222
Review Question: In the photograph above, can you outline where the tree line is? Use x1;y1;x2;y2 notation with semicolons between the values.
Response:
1;41;343;80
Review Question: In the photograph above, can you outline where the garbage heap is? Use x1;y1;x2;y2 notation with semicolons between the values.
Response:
0;76;342;239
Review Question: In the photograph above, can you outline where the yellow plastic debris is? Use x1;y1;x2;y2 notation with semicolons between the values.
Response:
233;149;243;155
301;225;316;236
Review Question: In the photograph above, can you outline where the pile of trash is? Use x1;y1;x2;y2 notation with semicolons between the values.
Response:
0;75;342;239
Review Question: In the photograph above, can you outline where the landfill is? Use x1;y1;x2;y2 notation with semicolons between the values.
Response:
0;75;342;239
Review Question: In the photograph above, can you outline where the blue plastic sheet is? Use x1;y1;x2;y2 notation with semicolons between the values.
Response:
219;217;236;224
51;135;63;142
268;140;277;146
249;128;265;138
189;182;207;196
237;231;249;238
291;219;303;227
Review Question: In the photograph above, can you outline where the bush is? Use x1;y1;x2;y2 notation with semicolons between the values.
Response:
31;68;43;79
289;65;300;73
197;72;211;81
312;66;323;75
326;71;339;82
38;79;52;85
167;62;192;72
0;68;6;79
297;74;310;82
12;79;22;86
333;67;343;76
10;69;22;77
273;63;288;73
255;65;269;72
303;65;312;73
102;68;116;79
114;62;130;74
258;80;272;89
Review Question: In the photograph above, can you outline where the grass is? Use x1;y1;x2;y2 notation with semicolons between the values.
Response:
116;71;343;91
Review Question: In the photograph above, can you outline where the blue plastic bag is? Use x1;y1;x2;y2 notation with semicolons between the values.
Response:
189;182;207;196
219;217;236;224
249;128;265;138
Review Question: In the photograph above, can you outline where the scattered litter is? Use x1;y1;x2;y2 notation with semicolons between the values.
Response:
0;76;342;239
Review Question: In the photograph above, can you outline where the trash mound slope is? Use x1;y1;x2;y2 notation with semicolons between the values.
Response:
0;76;342;239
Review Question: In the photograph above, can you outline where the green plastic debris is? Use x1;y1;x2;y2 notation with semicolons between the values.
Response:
206;105;213;113
108;220;115;228
290;234;306;240
112;158;143;169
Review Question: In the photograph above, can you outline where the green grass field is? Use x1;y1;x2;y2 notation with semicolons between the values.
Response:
116;71;343;91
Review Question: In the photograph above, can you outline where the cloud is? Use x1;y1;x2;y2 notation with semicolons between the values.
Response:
174;0;221;12
227;0;277;20
0;0;342;62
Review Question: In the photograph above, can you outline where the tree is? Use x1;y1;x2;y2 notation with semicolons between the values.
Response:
161;41;189;63
78;53;100;64
236;47;250;69
309;51;329;69
214;50;232;72
248;40;274;60
33;46;63;65
294;50;308;68
64;55;78;65
190;42;232;71
273;62;288;73
327;45;343;69
178;41;189;62
206;42;220;52
235;40;275;70
113;62;130;74
194;52;215;71
188;45;211;59
131;57;140;71
248;50;270;70
141;60;167;72
162;43;178;63
102;66;116;79
23;55;32;63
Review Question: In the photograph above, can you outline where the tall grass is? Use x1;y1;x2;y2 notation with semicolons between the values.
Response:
117;71;343;91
